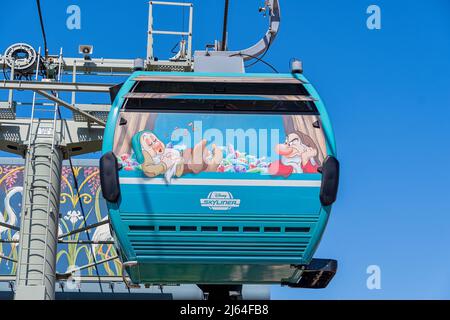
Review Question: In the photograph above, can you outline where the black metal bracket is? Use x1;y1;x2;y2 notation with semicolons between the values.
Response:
286;259;338;289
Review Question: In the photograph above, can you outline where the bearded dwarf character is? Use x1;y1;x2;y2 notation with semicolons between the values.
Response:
268;131;321;177
132;131;223;182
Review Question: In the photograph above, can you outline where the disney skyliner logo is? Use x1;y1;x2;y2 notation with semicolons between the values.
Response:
200;191;241;211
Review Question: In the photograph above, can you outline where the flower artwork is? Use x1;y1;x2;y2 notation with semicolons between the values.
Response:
0;162;121;277
64;210;83;225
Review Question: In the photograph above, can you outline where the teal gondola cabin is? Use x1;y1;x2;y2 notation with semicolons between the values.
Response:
100;72;339;289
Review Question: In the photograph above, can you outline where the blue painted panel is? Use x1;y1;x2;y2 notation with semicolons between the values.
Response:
119;183;321;215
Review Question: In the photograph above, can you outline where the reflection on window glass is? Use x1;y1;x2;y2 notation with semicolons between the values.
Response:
114;112;327;183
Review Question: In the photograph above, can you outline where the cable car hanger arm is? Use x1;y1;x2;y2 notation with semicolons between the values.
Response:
233;0;281;61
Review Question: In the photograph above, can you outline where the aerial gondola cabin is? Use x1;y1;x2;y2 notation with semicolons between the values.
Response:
100;71;339;289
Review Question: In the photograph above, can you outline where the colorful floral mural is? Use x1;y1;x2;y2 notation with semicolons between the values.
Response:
0;161;121;277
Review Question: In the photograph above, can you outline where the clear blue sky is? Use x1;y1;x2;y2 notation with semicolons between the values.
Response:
1;0;450;299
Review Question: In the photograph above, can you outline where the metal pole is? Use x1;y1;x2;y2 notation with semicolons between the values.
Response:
8;60;14;112
57;256;119;279
0;221;20;232
71;61;77;106
221;0;230;51
187;4;194;61
14;120;63;300
147;2;154;63
0;254;17;263
58;219;110;239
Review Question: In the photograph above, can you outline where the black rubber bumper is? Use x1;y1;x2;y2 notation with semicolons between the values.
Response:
99;151;121;203
320;156;340;206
